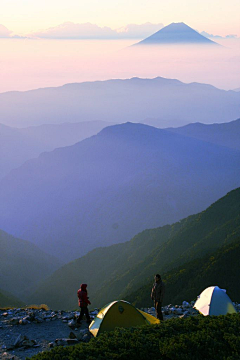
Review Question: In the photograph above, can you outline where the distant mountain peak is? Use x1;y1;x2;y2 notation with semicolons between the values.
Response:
134;22;219;46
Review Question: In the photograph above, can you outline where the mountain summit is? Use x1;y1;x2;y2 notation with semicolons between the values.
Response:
0;122;240;261
134;22;219;45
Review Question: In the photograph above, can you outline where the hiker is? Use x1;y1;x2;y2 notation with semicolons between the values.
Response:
77;283;91;324
151;274;165;321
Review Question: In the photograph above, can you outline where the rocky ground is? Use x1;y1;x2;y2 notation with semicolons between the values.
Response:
1;301;239;360
0;308;93;360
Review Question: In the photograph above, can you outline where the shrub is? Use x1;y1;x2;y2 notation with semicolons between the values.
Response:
28;314;240;360
25;304;49;311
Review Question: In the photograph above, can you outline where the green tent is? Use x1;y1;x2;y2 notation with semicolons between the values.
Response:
89;300;160;337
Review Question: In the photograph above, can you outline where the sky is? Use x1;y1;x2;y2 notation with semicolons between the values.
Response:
0;0;239;92
1;0;240;37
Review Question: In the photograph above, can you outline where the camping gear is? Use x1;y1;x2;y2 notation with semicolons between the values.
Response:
89;300;160;337
194;286;237;316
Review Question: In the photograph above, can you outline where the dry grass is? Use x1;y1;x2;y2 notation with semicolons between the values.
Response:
0;304;50;311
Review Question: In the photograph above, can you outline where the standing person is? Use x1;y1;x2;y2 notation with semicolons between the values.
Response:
151;274;165;321
77;283;91;324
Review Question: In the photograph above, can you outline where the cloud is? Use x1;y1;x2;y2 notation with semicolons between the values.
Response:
32;22;117;39
0;24;12;38
0;24;27;39
201;31;239;40
225;34;239;39
30;22;164;39
116;22;164;38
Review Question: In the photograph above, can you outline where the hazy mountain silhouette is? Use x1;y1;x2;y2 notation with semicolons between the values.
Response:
0;77;239;128
0;121;110;179
0;229;62;300
134;22;219;46
0;122;240;261
0;123;42;180
166;118;240;151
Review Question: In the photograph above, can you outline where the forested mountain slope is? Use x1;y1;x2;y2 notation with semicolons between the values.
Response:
29;188;240;310
127;237;240;307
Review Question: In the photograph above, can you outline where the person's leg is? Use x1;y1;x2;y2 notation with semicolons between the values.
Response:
79;307;91;322
154;300;158;318
157;302;163;321
84;307;91;322
77;307;84;323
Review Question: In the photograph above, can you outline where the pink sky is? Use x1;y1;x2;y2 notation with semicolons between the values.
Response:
1;0;240;37
0;38;239;93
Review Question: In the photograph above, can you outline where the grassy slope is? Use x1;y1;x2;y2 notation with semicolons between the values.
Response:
115;188;240;302
29;221;188;309
30;188;240;310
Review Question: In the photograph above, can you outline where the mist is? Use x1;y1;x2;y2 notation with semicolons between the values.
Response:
0;38;239;93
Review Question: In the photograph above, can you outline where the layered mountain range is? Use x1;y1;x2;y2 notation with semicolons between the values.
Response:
0;121;110;179
167;118;240;150
0;77;239;128
0;121;240;261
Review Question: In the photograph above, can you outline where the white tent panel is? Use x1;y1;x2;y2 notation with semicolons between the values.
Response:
194;286;237;316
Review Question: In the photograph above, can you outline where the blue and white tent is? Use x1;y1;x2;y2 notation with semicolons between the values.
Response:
194;286;237;316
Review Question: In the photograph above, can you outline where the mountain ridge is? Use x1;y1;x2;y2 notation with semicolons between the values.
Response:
28;187;240;310
0;77;239;127
1;122;240;261
166;118;240;151
127;236;240;307
0;120;110;180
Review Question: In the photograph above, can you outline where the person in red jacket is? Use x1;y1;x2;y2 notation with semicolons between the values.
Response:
77;283;91;324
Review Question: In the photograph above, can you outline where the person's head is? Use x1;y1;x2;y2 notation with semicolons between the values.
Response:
80;283;87;291
155;274;161;282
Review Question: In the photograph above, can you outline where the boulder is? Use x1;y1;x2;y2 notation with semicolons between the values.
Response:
82;333;93;343
69;332;77;339
68;319;77;327
55;338;78;346
22;339;37;348
14;334;26;347
9;317;20;325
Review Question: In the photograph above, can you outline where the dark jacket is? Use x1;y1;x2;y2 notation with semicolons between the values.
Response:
151;280;165;303
77;283;91;307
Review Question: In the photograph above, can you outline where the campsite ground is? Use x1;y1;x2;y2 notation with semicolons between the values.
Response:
0;316;89;360
1;302;239;360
